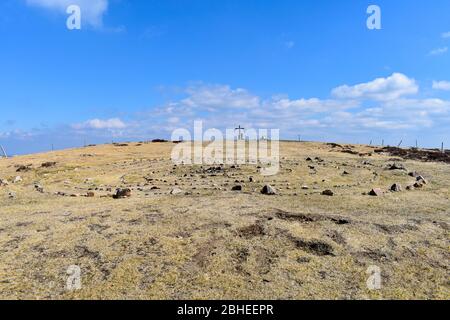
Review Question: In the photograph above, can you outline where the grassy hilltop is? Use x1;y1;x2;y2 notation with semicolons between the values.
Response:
0;141;448;299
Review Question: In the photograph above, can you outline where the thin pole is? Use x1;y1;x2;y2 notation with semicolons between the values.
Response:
0;145;7;158
442;142;445;153
398;140;403;148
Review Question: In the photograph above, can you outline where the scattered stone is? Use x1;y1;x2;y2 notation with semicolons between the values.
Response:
8;192;16;199
261;185;277;195
343;171;350;175
41;162;57;168
113;188;132;199
170;188;183;195
406;185;414;191
408;171;419;177
387;163;406;171
413;182;424;189
86;192;95;198
321;190;334;196
390;183;402;192
13;176;22;183
0;179;9;186
232;185;243;191
369;188;383;196
16;165;31;172
296;257;311;264
301;185;309;190
34;184;44;193
416;176;427;184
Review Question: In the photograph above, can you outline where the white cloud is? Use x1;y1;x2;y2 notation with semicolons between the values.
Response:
432;80;450;91
442;32;450;39
181;84;260;111
26;0;108;27
331;73;418;101
270;97;358;113
6;73;450;151
73;118;127;130
429;47;448;56
285;41;295;49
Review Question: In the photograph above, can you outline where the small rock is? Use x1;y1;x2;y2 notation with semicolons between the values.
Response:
8;192;16;199
41;162;57;168
413;182;424;189
390;184;402;192
13;176;22;183
170;188;183;195
0;179;9;186
86;192;95;198
16;165;31;172
301;185;309;190
232;185;243;191
369;188;383;196
387;163;406;171
34;184;44;193
261;185;277;195
322;190;334;196
113;188;132;199
406;185;414;191
416;176;427;184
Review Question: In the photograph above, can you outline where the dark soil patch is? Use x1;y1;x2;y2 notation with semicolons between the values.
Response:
292;238;334;256
274;210;350;225
238;223;266;238
374;224;419;234
375;147;450;164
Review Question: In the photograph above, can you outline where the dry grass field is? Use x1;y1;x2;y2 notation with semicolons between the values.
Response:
0;141;448;299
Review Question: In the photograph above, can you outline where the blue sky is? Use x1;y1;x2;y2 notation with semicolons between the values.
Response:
0;0;449;154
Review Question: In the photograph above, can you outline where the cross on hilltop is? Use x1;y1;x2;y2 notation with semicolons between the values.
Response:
235;125;245;140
